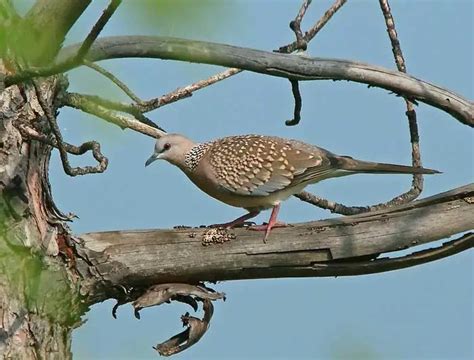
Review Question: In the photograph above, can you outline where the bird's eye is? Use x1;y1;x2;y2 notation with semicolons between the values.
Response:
163;143;171;151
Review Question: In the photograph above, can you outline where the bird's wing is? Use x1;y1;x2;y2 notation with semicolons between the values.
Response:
208;135;339;196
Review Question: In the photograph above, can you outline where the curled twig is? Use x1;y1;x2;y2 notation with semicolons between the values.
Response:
129;283;225;356
19;125;108;176
32;81;108;176
278;0;346;126
286;79;302;126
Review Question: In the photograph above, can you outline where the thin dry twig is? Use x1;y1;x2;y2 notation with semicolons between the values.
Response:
83;60;142;103
76;66;241;130
278;0;348;53
295;191;369;215
74;0;122;63
377;0;423;204
136;68;242;113
289;0;312;51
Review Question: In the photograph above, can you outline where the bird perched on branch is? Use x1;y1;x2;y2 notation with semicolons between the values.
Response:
145;134;439;242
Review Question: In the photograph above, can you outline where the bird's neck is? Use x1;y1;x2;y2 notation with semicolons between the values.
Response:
182;142;212;173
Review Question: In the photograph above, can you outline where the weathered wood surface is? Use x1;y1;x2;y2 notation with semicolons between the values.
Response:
76;184;474;301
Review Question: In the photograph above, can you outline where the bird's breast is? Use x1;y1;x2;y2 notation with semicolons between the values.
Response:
184;165;308;211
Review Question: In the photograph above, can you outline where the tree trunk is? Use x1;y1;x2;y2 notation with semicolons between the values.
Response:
0;75;85;359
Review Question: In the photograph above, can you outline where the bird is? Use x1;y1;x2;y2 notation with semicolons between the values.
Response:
145;134;440;242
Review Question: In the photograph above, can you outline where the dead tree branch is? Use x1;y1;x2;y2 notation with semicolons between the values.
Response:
49;36;473;126
75;184;474;303
4;36;472;126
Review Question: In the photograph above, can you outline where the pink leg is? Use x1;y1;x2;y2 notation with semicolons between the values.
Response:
249;204;288;242
210;210;260;229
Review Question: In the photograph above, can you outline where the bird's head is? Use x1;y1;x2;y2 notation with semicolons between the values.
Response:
145;133;196;168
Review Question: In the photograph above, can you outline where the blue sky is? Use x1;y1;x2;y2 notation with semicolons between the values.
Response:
18;0;473;359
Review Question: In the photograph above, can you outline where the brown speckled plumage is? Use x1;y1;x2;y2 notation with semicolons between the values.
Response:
146;133;439;242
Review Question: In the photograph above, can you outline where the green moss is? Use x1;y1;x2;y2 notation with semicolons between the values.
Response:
0;202;88;327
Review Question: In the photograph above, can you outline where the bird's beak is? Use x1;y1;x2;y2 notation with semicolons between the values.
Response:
145;153;160;167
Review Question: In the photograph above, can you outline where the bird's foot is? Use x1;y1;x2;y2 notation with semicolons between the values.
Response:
249;221;289;243
248;222;288;231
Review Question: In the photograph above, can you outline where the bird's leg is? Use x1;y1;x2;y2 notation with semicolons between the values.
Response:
249;204;287;242
210;210;260;229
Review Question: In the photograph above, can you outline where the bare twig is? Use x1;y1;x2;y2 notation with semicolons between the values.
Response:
84;60;142;103
296;0;426;214
78;66;240;127
63;92;165;138
278;0;346;126
136;68;242;113
289;0;312;51
74;0;122;63
295;191;369;215
278;0;347;53
378;0;423;204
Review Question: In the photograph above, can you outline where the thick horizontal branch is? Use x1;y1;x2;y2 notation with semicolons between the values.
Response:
75;184;474;303
5;36;472;126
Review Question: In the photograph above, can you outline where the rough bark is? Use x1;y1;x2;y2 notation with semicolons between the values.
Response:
75;184;474;304
0;76;87;359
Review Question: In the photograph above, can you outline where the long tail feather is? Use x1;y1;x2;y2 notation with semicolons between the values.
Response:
334;156;441;175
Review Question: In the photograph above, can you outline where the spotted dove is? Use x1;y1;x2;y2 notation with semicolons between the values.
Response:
145;134;439;242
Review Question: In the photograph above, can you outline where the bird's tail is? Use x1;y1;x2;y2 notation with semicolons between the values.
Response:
334;156;441;175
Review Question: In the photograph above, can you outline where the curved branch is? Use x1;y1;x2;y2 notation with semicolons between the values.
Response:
5;36;472;126
74;184;474;303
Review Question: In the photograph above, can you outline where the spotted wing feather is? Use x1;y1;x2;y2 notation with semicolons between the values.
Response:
207;135;338;196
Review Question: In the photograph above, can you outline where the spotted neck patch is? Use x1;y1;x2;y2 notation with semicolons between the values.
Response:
184;142;212;171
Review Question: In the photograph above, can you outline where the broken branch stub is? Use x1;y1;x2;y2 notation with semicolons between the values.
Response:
129;283;225;356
